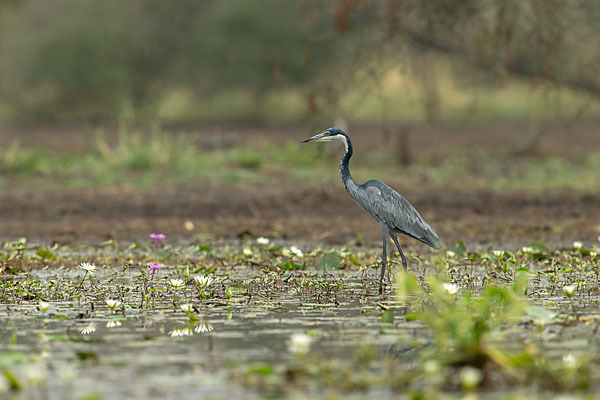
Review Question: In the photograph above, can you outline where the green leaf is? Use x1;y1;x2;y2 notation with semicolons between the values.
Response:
283;261;305;270
528;242;549;252
404;313;421;321
36;249;56;260
3;369;22;391
315;252;340;271
449;240;467;256
198;244;212;253
381;309;394;323
525;306;556;325
348;254;361;266
76;351;98;362
246;363;273;376
282;261;294;270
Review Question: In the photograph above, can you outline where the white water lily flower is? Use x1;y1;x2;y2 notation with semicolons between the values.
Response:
193;275;215;288
79;262;96;273
243;248;253;257
563;353;578;370
290;246;304;258
256;237;270;245
287;333;312;356
563;285;576;297
446;250;455;259
169;279;186;290
105;299;122;310
180;304;194;313
38;301;49;312
493;250;505;258
590;251;597;258
442;283;460;295
80;324;96;335
106;320;122;328
194;321;214;333
460;367;483;390
283;246;304;258
521;246;533;254
573;241;583;249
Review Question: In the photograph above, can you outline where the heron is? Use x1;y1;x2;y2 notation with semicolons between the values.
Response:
302;127;441;293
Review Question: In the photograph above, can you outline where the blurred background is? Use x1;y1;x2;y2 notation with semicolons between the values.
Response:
1;0;600;247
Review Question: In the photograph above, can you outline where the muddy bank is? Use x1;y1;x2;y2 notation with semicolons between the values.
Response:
1;185;598;250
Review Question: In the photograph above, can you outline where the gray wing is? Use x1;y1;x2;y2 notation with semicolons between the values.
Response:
360;180;441;248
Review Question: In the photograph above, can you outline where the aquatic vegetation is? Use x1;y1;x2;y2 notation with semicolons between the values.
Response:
149;233;166;250
147;262;163;280
0;238;600;397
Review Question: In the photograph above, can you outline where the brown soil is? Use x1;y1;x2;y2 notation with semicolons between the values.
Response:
2;184;598;250
2;123;600;250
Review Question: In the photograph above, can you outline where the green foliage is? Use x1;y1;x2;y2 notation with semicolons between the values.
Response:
94;128;198;172
2;0;600;124
0;140;45;174
315;252;340;271
398;271;528;366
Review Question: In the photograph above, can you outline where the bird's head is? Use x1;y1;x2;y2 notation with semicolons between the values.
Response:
302;127;348;145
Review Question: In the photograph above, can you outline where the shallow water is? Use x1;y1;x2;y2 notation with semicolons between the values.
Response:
0;268;415;399
3;241;600;399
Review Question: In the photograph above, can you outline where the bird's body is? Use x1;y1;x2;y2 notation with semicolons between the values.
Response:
303;127;441;293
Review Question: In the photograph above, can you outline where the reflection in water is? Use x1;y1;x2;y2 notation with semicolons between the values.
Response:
194;321;214;334
79;323;96;335
106;320;122;328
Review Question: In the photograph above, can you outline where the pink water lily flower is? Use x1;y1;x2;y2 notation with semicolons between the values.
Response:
150;233;166;249
148;262;164;280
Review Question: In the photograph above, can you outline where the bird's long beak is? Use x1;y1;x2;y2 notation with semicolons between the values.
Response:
302;131;327;143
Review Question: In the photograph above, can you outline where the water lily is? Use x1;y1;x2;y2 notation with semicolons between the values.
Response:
77;263;96;289
169;278;186;290
148;262;164;280
573;241;583;250
38;301;49;313
563;285;576;298
563;353;579;370
180;303;194;313
194;321;214;333
79;262;96;274
283;246;304;258
243;248;253;257
591;251;597;258
521;246;533;254
290;246;303;258
150;233;166;250
460;367;483;390
492;250;505;258
193;275;214;288
80;324;96;335
446;250;455;259
106;299;122;310
287;332;312;356
442;282;460;295
106;320;122;328
256;237;270;245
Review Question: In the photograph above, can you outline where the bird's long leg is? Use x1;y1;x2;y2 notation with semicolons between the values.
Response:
379;225;388;294
391;233;408;270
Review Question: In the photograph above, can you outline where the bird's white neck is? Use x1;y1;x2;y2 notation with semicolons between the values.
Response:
333;134;349;153
338;134;355;193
